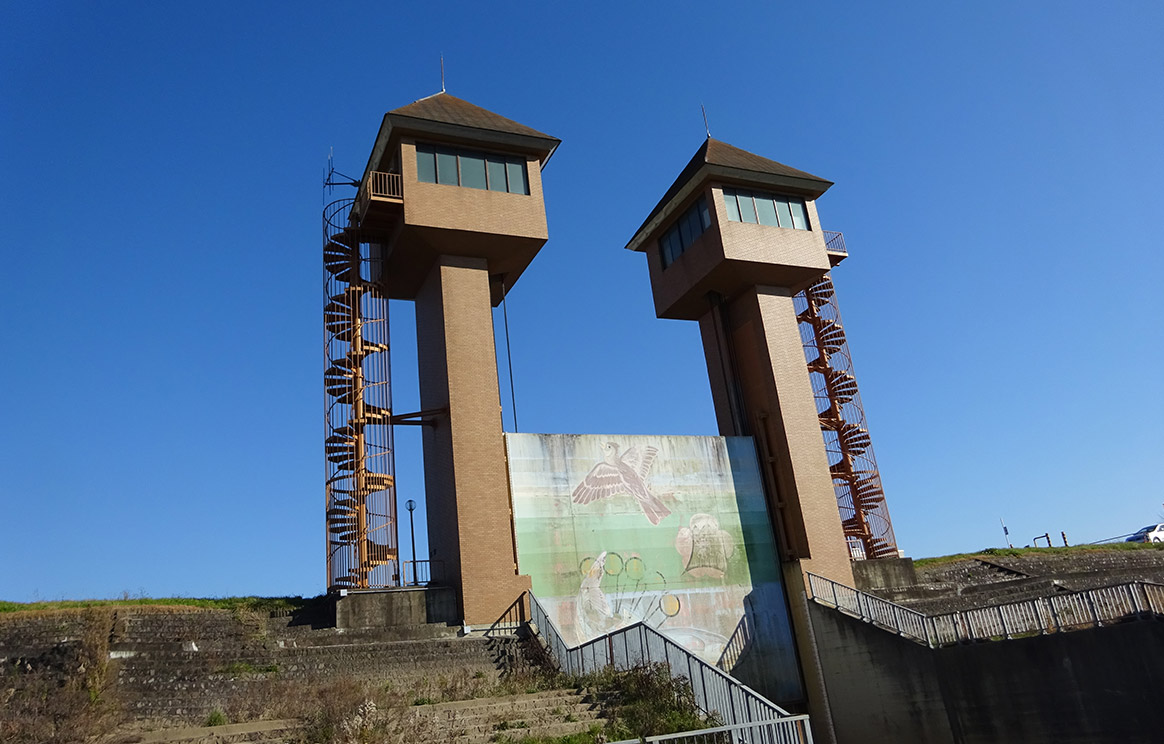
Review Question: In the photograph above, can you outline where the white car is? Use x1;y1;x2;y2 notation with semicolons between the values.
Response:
1125;524;1164;543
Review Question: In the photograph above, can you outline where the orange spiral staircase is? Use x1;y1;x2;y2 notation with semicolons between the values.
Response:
795;250;899;560
323;198;399;589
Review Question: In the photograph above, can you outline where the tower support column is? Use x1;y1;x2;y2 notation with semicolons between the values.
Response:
415;254;531;625
703;286;854;584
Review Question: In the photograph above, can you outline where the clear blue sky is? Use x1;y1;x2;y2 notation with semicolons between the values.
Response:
2;2;1161;602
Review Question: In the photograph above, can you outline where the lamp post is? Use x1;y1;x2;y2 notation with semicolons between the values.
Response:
405;499;417;585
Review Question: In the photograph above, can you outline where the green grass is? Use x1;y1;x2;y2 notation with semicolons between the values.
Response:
0;595;324;614
914;541;1164;568
204;709;228;727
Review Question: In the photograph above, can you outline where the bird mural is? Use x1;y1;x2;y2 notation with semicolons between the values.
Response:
572;442;672;525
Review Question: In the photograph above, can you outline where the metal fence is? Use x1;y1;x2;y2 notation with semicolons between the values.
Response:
807;572;1164;648
528;593;809;743
608;717;814;744
401;559;442;587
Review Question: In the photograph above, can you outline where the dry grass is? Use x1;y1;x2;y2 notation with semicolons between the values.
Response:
0;596;321;616
913;542;1164;568
1;608;122;744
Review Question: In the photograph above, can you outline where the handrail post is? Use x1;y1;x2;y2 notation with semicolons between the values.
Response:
998;606;1010;639
892;604;903;636
1086;591;1102;627
830;578;838;609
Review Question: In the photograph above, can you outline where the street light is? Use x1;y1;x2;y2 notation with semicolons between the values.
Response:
405;499;417;586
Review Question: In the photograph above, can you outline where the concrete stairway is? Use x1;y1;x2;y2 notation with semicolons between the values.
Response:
412;689;604;744
114;632;519;720
124;719;299;744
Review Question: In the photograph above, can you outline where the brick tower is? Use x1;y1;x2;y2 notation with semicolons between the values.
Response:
625;138;854;587
625;139;860;735
325;93;559;625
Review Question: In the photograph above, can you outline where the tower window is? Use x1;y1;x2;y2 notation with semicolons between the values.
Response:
416;144;529;195
723;188;810;231
659;196;711;269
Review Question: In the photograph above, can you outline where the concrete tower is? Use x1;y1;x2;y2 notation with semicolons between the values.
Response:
326;93;559;625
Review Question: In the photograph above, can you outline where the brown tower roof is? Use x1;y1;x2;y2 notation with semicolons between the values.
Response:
388;92;555;141
626;138;832;252
364;92;560;179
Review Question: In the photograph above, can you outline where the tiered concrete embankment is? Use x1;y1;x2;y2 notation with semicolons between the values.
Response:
0;604;523;723
857;546;1164;613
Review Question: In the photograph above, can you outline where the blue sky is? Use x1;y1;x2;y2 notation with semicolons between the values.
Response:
2;2;1161;601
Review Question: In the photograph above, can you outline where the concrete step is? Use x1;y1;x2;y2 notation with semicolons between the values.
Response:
119;718;299;743
454;717;604;744
271;623;460;645
413;689;604;741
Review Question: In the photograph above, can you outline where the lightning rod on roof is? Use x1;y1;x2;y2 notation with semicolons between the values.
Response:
440;54;446;93
701;103;711;138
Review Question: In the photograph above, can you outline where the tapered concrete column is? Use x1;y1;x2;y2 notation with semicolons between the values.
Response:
416;255;531;625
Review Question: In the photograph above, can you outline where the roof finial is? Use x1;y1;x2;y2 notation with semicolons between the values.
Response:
440;54;446;93
701;103;711;139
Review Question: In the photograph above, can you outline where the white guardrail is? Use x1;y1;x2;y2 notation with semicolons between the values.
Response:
806;572;1164;647
528;593;813;744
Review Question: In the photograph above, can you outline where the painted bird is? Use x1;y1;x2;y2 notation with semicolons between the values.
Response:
575;551;614;639
572;442;671;525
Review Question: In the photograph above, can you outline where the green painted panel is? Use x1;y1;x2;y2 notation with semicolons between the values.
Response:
505;433;803;703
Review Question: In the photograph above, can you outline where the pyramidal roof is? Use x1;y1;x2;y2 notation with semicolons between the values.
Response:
626;138;833;251
388;92;556;142
702;138;831;183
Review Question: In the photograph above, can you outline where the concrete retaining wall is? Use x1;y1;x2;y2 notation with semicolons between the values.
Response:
808;602;1163;744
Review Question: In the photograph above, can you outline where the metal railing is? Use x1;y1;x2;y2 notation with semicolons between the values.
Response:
609;717;813;744
483;593;528;637
356;171;403;218
822;230;846;257
807;572;1164;648
402;559;442;586
528;593;810;742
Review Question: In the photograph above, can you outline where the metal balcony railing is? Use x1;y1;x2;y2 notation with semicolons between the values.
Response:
822;230;847;257
356;171;403;219
807;572;1164;648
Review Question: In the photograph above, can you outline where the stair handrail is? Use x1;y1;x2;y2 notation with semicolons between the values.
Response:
806;572;1164;648
527;592;806;739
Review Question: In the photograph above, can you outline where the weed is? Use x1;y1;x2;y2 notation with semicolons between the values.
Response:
205;709;228;726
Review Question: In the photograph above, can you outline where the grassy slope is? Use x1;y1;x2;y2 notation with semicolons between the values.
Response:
0;595;325;614
913;541;1164;568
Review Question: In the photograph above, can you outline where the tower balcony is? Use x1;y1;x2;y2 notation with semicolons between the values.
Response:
824;230;847;266
353;171;404;235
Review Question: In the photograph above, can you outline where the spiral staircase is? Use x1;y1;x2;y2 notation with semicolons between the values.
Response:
323;198;399;589
795;249;899;560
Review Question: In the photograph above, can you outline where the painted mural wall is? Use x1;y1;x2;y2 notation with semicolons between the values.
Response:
505;433;803;703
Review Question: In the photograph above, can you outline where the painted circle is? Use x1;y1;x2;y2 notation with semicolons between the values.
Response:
659;594;681;617
624;557;645;581
604;552;624;576
579;557;595;576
